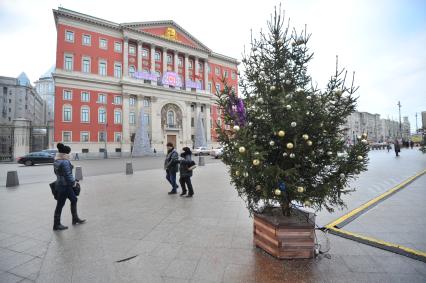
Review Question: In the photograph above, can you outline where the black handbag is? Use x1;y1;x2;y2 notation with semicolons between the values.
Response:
73;182;81;196
49;181;58;200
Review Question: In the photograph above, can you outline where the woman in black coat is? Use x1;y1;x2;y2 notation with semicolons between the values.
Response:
394;139;401;157
53;143;86;231
179;147;196;197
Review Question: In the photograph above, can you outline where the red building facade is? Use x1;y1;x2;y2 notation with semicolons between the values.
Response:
53;8;238;154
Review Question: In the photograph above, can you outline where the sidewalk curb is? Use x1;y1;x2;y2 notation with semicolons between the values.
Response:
325;168;426;263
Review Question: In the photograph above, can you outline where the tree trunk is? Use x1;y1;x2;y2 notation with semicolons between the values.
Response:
280;199;292;217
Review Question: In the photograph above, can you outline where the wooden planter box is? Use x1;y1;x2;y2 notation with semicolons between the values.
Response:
253;208;315;259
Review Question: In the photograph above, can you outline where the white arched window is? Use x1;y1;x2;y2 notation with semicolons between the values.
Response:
98;107;106;124
63;105;72;122
81;106;90;123
114;109;122;124
167;110;174;127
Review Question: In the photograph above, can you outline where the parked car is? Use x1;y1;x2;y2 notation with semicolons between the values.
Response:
42;149;58;157
193;147;210;156
17;152;55;166
210;147;224;159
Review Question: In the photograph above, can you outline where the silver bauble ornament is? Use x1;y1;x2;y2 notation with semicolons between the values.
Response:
238;146;246;153
357;156;363;161
257;97;264;103
254;151;260;156
286;105;292;110
270;86;276;91
339;173;345;178
233;125;240;131
296;87;303;92
269;141;275;146
243;172;249;177
248;122;253;126
290;153;295;158
307;140;313;146
253;135;257;138
280;72;285;78
283;152;288;157
285;79;292;85
260;71;266;77
291;122;297;127
327;151;333;156
306;96;312;100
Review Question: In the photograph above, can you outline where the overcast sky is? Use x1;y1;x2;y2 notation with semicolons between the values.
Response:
1;0;425;131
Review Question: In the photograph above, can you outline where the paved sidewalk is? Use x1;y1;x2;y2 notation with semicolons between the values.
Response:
0;150;425;282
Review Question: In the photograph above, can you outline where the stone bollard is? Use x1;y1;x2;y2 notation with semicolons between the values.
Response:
126;162;133;175
6;171;19;187
75;166;83;181
198;156;205;166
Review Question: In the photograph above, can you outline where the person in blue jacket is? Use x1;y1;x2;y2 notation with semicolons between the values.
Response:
53;143;86;231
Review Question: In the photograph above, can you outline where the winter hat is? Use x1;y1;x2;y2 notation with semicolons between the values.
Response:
57;143;71;154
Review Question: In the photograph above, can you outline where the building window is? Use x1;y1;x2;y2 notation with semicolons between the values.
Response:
167;111;174;127
201;106;204;113
99;131;106;142
191;104;194;112
143;99;150;107
114;132;122;142
215;83;221;92
98;108;106;123
63;90;72;100
64;55;73;71
232;71;236;80
129;112;135;124
224;70;228;78
81;91;90;102
143;114;150;125
98;93;106;104
167;54;172;65
155;52;161;61
81;106;90;123
114;63;122;78
129;66;135;77
215;67;220;75
198;62;203;71
129;96;136;106
208;82;212;93
82;57;91;73
63;105;72;122
63;131;72;142
114;109;122;124
99;38;108;49
65;31;74;42
114;41;122;52
178;57;183;67
114;96;122;105
189;60;193;69
99;61;107;76
129;45;136;55
82;34;91;46
191;117;194;127
81;132;89;142
208;65;211;73
142;49;148;58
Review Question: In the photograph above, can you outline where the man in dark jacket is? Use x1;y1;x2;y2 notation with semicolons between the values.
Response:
164;142;179;194
179;147;196;197
394;139;401;157
53;143;86;231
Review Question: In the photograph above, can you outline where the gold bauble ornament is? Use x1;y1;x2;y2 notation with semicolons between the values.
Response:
239;146;246;153
233;125;240;131
302;134;309;140
307;140;313;146
304;200;311;207
297;186;305;193
269;141;275;146
362;133;368;139
274;189;282;196
235;171;240;176
361;139;368;145
357;155;363;161
278;130;285;137
286;143;294;149
243;172;249;177
252;159;260;166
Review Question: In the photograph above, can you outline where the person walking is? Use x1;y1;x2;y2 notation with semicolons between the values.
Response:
164;142;179;194
394;139;401;157
53;143;86;231
179;147;196;197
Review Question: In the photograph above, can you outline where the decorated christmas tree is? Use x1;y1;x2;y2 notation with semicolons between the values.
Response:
215;8;370;216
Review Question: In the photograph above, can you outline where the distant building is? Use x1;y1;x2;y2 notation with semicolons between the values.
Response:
0;73;45;126
342;111;399;143
402;116;410;140
34;65;55;123
422;111;426;130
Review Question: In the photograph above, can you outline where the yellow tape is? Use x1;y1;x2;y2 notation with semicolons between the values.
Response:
328;226;426;258
325;169;426;229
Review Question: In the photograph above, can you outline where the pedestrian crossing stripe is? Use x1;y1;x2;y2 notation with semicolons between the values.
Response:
324;168;426;262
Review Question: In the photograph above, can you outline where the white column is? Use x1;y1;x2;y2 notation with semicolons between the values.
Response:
137;40;143;72
122;94;131;152
206;104;211;145
123;37;129;77
150;44;156;85
174;51;179;73
184;54;190;91
194;57;199;93
204;60;209;93
162;48;168;87
186;102;192;147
